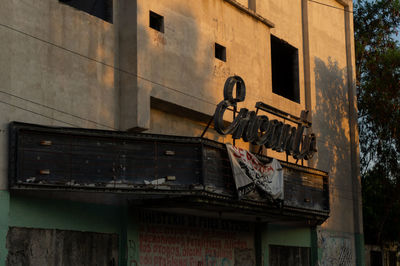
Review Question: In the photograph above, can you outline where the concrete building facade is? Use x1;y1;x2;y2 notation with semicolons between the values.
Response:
0;0;363;265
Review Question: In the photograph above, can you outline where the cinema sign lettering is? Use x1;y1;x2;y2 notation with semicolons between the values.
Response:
213;76;317;160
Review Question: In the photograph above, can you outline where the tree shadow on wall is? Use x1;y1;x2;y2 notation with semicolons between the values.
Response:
313;57;354;237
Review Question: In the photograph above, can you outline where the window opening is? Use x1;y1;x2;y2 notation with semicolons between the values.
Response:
389;251;397;266
269;245;310;266
271;35;300;103
149;11;164;33
59;0;113;23
215;43;226;62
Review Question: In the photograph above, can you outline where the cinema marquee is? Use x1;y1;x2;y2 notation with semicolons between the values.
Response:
8;76;329;225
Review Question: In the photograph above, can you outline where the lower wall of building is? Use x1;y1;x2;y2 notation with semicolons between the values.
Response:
0;191;364;266
1;193;259;265
0;191;124;265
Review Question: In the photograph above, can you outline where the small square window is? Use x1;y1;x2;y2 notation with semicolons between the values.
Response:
215;43;226;62
149;11;164;33
271;35;300;103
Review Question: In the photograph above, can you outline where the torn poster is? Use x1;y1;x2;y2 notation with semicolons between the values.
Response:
226;144;284;200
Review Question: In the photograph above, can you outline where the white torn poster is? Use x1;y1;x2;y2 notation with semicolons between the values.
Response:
226;144;284;200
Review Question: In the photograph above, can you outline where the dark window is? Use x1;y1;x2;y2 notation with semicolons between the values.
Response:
271;35;300;103
269;245;310;266
371;251;383;266
59;0;113;23
388;251;397;266
149;11;164;33
215;43;226;62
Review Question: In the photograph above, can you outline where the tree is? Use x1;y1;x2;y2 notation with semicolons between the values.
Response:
354;0;400;244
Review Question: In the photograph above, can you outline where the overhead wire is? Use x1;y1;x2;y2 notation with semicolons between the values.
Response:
0;22;218;106
0;0;353;130
0;21;222;130
0;89;116;130
0;99;79;127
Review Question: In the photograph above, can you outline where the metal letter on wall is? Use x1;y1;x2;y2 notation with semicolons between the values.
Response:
213;76;317;160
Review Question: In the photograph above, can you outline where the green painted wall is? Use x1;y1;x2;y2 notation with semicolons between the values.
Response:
0;191;10;266
355;233;365;266
9;195;121;233
4;194;142;266
116;206;140;266
127;211;140;266
262;224;312;266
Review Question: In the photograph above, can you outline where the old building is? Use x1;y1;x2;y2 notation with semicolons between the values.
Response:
0;0;363;265
364;243;399;266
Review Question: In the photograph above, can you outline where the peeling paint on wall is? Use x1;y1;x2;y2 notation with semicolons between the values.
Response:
137;210;255;266
317;229;353;266
6;227;118;266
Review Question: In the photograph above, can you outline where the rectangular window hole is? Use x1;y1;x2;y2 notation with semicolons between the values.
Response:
271;35;300;103
215;43;226;62
59;0;113;23
269;245;310;265
149;11;164;33
370;251;383;266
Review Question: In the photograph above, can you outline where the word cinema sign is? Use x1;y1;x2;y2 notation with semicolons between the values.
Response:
213;76;317;160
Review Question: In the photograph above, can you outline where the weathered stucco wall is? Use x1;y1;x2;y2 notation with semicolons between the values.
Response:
133;210;255;265
6;227;119;266
135;0;279;131
0;1;118;263
136;0;311;162
307;0;362;265
0;0;118;190
309;0;353;231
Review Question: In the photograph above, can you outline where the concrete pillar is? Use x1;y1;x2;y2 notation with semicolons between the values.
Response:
118;0;149;131
343;3;365;265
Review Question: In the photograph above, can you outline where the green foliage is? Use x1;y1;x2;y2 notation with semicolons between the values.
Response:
362;168;400;243
354;0;400;244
